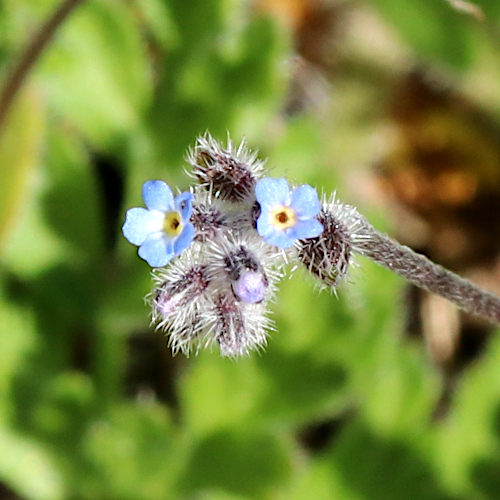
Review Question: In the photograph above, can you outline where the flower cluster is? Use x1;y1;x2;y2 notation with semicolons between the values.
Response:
123;134;354;356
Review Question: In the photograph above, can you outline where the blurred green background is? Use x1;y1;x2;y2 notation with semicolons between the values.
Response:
2;0;500;498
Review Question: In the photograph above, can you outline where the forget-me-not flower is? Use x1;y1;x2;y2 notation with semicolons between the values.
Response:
255;178;323;248
122;180;195;267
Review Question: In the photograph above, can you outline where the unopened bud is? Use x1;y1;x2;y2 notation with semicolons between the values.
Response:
187;134;265;203
210;294;268;357
151;261;212;355
297;208;351;288
153;288;181;320
232;271;267;303
191;198;227;242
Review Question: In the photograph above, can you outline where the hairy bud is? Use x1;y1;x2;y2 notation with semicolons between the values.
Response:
233;271;268;304
191;194;228;243
209;294;270;357
151;255;212;355
297;196;354;289
187;134;265;203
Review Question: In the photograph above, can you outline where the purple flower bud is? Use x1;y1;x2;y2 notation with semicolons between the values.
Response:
218;243;272;303
223;245;259;279
232;271;267;303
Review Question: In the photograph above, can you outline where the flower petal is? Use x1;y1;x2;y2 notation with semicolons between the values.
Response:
138;233;174;267
122;207;164;246
291;218;324;240
175;192;194;221
291;185;321;219
255;178;290;208
142;180;174;211
173;222;195;256
263;229;296;249
256;207;274;238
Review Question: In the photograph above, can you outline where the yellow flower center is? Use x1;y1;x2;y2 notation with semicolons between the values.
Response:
270;205;296;230
164;211;183;236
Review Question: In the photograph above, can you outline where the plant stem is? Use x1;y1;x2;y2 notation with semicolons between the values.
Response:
0;0;86;136
354;218;500;325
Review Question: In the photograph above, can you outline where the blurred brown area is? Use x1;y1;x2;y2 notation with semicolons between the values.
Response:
255;0;349;116
379;70;500;270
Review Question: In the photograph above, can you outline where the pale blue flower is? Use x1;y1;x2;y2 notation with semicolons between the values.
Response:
122;180;194;267
255;178;323;248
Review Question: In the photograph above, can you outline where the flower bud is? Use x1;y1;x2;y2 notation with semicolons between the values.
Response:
151;259;212;355
191;195;228;243
220;244;271;302
297;204;351;289
209;294;269;357
187;134;265;203
232;271;267;303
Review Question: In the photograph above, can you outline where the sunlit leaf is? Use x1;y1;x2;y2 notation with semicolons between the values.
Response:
0;86;44;254
37;0;151;146
0;427;64;500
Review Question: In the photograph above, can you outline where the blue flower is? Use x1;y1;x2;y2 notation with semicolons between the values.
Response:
122;180;195;267
255;178;323;248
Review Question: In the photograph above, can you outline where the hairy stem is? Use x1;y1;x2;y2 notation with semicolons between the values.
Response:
354;218;500;325
0;0;86;135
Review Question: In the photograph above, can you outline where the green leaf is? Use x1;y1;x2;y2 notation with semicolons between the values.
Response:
0;282;37;418
0;86;44;254
37;0;151;146
255;347;347;425
32;372;94;445
41;128;104;261
82;403;177;500
2;124;104;279
150;0;287;166
133;0;179;49
178;428;292;498
434;332;500;496
0;427;64;500
180;353;264;436
329;422;456;500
